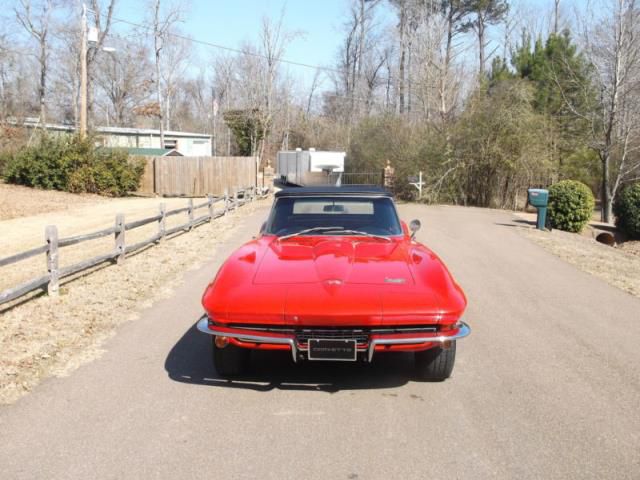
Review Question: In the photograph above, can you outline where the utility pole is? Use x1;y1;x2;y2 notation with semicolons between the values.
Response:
79;3;88;136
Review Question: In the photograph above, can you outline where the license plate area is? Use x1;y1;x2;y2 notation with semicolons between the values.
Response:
307;339;357;361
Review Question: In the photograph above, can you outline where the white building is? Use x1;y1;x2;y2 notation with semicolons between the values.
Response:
17;118;212;156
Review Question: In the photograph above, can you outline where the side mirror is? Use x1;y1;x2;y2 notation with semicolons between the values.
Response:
409;219;421;240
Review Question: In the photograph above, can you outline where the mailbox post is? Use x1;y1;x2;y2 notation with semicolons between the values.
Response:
527;188;549;230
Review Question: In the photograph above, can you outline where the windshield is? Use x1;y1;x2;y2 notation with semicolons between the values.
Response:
265;196;403;237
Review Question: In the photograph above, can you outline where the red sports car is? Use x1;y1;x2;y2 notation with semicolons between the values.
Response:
198;186;470;380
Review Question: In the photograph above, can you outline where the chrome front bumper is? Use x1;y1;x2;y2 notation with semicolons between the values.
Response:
196;315;471;363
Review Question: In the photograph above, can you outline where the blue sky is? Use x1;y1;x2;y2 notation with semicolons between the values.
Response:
4;0;563;87
118;0;363;82
114;0;561;85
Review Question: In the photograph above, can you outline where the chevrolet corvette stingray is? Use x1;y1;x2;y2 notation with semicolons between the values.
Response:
198;186;470;380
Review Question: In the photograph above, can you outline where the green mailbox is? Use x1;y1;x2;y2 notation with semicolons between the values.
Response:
527;188;549;230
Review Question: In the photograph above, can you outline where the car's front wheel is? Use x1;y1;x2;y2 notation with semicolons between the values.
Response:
212;338;249;376
414;342;456;381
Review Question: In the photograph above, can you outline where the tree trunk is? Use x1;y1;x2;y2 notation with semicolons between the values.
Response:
155;49;164;147
440;15;454;122
154;0;165;148
601;153;612;223
398;7;406;114
38;36;47;127
478;21;486;79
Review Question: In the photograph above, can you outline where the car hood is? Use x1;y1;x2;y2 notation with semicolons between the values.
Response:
202;236;467;326
253;237;414;285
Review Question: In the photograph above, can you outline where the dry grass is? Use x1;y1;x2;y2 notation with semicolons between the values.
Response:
0;199;268;405
0;191;210;292
518;225;640;299
0;182;109;221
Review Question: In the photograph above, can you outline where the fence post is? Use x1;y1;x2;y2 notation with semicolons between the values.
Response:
115;214;125;265
223;188;229;214
188;198;194;230
45;225;59;296
207;194;214;221
159;203;166;242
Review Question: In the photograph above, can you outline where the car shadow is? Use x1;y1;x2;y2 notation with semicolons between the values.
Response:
164;321;421;392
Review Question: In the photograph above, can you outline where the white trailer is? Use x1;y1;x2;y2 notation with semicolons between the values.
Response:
276;148;345;186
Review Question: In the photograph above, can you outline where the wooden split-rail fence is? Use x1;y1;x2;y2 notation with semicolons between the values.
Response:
0;186;268;307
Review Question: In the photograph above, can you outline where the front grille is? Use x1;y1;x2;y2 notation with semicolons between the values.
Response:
296;329;369;344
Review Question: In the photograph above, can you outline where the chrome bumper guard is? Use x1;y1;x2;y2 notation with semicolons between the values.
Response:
196;315;471;363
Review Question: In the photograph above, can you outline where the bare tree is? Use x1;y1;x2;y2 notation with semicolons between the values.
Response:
151;0;182;147
160;34;190;130
256;13;298;159
462;0;509;79
50;15;81;124
332;0;381;121
576;0;640;222
391;0;409;114
14;0;52;126
438;0;472;122
93;35;153;126
85;0;116;127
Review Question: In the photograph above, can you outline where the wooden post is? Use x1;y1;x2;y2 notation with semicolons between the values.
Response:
188;198;194;230
207;194;214;222
115;214;125;265
159;203;166;242
45;225;59;296
223;188;229;214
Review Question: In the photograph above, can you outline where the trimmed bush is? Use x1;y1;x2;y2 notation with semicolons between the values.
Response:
548;180;595;232
613;183;640;239
3;134;143;196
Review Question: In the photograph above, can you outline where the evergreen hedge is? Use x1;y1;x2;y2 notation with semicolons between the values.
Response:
3;135;143;196
613;183;640;239
548;180;595;232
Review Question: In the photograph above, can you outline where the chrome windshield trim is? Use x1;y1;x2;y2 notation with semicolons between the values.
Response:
196;315;298;362
366;322;471;362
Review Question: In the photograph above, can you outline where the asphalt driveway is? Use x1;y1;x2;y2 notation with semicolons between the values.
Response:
0;204;638;479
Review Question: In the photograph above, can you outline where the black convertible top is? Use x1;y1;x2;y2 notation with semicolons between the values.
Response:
275;185;392;198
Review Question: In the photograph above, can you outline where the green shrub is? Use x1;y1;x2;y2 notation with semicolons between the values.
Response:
613;183;640;239
67;149;144;196
3;135;143;196
548;180;595;232
0;151;9;177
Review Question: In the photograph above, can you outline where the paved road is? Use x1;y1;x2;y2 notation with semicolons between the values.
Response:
1;204;639;479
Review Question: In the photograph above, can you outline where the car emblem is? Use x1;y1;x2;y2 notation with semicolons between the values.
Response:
325;279;343;285
384;277;406;284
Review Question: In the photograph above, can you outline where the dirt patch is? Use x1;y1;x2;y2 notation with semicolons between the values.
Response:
518;225;640;299
618;240;640;257
0;182;109;221
0;199;269;405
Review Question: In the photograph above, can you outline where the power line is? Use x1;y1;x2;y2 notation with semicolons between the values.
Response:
107;14;345;75
92;9;386;106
